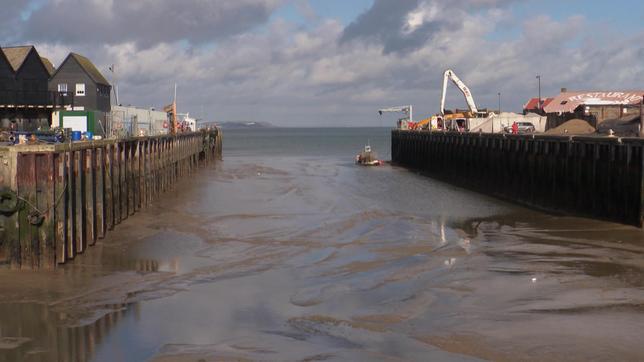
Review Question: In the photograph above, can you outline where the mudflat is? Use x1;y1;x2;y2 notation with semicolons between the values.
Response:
1;128;643;361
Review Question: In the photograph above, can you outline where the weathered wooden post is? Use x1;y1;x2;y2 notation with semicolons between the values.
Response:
640;95;644;138
1;130;220;270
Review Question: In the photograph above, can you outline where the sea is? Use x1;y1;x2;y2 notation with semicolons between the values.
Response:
1;127;643;361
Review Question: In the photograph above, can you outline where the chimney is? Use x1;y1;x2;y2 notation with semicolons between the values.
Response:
561;88;567;93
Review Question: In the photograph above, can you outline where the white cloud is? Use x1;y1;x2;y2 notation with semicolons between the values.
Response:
14;0;644;127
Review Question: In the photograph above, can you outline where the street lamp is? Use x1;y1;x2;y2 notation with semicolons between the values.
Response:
498;92;501;114
109;64;119;106
536;75;541;113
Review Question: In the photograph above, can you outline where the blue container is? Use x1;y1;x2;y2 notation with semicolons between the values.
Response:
85;131;93;140
71;131;82;141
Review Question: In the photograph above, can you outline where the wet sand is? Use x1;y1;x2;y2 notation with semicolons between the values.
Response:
2;147;644;361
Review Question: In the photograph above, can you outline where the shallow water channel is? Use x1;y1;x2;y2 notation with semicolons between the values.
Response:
1;128;644;361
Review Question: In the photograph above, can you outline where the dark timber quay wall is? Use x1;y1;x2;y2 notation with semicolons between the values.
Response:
0;130;222;270
392;130;644;227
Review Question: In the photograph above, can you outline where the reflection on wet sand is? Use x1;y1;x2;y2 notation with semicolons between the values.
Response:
0;302;137;362
2;128;644;361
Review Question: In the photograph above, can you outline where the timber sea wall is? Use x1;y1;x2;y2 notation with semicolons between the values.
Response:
0;130;222;270
392;130;644;226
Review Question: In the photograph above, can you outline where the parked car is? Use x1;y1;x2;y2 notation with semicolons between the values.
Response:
504;122;536;134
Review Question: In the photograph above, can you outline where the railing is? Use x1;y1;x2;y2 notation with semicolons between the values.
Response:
0;90;74;108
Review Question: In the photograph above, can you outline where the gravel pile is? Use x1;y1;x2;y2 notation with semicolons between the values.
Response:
545;119;596;135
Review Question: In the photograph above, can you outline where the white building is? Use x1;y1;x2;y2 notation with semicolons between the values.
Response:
110;105;169;137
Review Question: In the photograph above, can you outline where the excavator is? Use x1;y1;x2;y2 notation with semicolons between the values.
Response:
439;69;490;131
378;105;414;129
410;116;440;130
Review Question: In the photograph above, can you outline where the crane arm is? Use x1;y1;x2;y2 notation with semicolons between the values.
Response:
439;69;478;116
378;105;413;122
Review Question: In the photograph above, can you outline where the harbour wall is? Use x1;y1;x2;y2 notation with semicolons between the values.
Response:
391;130;644;227
0;130;222;270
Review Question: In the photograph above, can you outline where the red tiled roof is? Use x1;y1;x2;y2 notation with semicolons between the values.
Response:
523;97;553;110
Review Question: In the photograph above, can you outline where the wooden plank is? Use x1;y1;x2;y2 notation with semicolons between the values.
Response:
123;142;130;217
128;141;135;215
96;147;105;239
113;143;121;225
37;153;56;269
640;144;644;227
137;141;142;210
105;144;114;231
67;150;75;260
55;152;66;264
16;153;36;269
86;149;96;246
120;143;126;221
75;150;85;254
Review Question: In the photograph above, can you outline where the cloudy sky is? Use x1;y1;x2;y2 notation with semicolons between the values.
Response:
4;0;644;126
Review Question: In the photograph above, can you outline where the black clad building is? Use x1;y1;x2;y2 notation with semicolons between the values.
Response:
49;53;111;117
0;45;64;130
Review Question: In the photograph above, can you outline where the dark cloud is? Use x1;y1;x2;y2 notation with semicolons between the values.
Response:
340;0;427;54
340;0;516;54
0;0;34;42
21;0;281;47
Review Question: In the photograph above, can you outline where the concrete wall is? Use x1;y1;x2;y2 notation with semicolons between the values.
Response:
469;113;547;133
392;130;644;226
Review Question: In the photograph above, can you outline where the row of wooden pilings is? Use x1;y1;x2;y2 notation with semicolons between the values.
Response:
0;129;222;270
392;130;644;227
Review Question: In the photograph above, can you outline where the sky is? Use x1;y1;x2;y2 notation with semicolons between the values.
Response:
3;0;643;127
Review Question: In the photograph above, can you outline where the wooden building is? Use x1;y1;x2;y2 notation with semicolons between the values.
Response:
544;90;644;130
0;48;15;102
49;53;111;134
49;53;111;113
522;97;553;115
0;46;63;131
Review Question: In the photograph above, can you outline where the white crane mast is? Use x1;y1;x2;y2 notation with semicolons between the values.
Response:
378;105;413;123
440;69;478;116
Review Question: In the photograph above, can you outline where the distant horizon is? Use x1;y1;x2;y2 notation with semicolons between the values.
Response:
216;123;395;129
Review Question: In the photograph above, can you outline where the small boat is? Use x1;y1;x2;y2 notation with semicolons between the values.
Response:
355;144;382;166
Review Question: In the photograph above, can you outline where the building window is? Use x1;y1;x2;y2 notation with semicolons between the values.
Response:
58;83;68;93
75;83;85;96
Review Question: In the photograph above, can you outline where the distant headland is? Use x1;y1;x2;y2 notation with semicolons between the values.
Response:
217;121;275;129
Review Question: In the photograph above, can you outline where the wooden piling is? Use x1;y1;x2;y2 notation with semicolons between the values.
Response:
0;130;221;269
